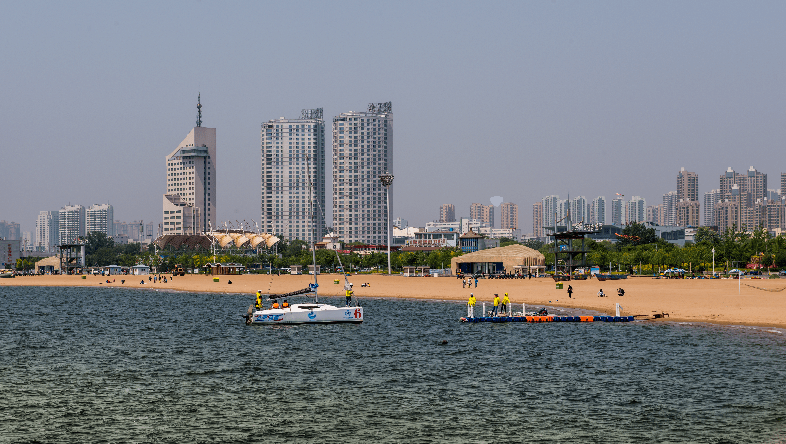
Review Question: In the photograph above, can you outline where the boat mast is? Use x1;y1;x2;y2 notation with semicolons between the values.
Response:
307;154;318;303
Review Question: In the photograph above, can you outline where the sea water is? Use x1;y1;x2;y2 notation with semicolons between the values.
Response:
1;286;785;443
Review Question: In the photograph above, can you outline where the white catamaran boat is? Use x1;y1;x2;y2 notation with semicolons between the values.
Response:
244;154;364;325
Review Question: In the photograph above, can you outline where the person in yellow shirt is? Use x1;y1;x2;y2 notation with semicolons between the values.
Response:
492;294;500;317
467;293;476;317
345;283;354;306
501;293;510;315
255;290;263;310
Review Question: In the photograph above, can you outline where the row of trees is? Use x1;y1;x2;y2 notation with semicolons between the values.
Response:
76;232;464;274
541;223;786;274
46;226;786;275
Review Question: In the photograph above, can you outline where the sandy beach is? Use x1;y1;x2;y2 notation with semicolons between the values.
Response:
3;273;786;328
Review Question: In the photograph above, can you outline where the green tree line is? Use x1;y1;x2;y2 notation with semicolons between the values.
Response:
537;223;786;274
65;227;786;275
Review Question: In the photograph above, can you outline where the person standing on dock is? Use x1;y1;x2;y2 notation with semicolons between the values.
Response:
492;294;500;317
567;285;573;299
501;293;510;315
467;293;476;317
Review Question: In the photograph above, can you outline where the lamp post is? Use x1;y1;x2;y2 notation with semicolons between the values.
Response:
712;247;715;278
380;172;394;275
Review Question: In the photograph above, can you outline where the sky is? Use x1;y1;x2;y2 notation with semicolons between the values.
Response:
2;0;785;237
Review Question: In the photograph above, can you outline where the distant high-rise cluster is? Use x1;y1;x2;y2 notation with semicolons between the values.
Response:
711;166;784;232
0;220;21;240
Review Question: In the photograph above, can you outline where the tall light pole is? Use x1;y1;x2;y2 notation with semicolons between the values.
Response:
712;247;715;277
380;172;394;275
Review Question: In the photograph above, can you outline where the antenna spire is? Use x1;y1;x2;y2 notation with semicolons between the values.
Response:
196;93;202;127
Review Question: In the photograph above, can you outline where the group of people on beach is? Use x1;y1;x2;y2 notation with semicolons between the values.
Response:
461;277;478;288
466;292;510;317
564;285;625;298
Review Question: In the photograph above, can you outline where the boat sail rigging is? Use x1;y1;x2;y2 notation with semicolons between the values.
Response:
244;154;363;325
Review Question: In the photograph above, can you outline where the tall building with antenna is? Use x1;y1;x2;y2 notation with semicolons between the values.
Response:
261;109;326;244
332;102;393;245
163;94;216;235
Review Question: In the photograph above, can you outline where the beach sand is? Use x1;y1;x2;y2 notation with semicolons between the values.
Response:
3;273;786;328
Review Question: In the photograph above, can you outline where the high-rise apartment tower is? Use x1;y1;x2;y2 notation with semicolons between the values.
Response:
500;202;518;230
470;203;494;228
332;102;393;244
261;109;326;244
439;204;456;223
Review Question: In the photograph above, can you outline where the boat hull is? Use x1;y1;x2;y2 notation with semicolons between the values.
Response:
248;304;363;325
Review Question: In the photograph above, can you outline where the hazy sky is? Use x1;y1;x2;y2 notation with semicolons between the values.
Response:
2;1;785;236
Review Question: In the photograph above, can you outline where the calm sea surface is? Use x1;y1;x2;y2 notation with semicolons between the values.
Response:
1;286;785;443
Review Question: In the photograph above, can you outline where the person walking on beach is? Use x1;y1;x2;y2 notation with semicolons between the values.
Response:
501;293;510;315
492;294;500;317
467;293;476;317
598;289;605;297
567;285;573;299
462;278;466;288
474;277;478;288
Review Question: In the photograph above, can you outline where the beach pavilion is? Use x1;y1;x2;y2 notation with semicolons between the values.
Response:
451;244;545;276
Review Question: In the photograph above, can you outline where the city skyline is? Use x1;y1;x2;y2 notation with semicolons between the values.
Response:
3;2;786;238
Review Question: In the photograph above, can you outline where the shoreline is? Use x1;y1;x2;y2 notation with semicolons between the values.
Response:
3;274;786;329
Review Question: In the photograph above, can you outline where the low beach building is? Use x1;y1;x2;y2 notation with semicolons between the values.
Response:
451;244;545;275
131;265;150;275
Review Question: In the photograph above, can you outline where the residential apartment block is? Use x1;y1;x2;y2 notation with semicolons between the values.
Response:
590;196;606;225
59;204;85;245
261;109;326;244
470;203;494;228
86;204;114;236
532;202;543;238
332;102;393;245
35;211;59;252
439;204;456;223
500;202;518;230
